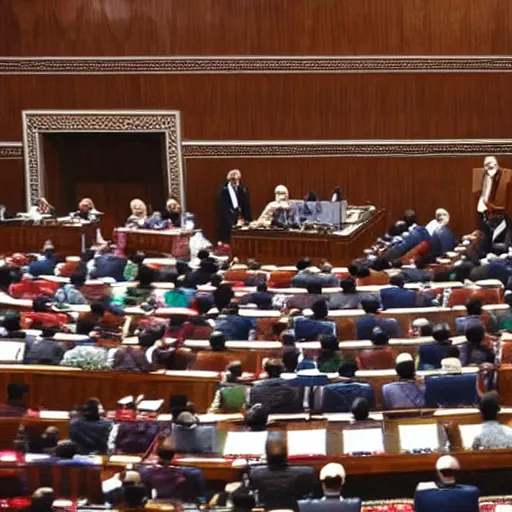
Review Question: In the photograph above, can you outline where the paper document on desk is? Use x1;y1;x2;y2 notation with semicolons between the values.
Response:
223;431;267;456
109;455;142;464
287;429;326;456
198;413;244;423
39;410;70;420
398;424;440;452
459;424;481;449
343;428;384;454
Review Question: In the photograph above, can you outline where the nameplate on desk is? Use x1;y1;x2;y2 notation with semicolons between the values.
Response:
343;428;384;454
224;431;267;457
109;455;142;464
198;413;244;424
39;411;70;420
288;429;326;457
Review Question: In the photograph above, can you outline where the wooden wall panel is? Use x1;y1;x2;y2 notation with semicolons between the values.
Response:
185;156;512;243
2;0;512;56
2;73;512;141
0;159;25;214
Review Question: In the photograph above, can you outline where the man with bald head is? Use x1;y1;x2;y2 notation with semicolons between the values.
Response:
474;156;512;250
250;432;316;510
218;169;252;243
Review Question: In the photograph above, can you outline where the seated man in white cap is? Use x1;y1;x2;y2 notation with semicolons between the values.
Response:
414;455;479;512
299;462;361;512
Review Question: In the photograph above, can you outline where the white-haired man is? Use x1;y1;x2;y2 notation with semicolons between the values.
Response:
217;169;252;243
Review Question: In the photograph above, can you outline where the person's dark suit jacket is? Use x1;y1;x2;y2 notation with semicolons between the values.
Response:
299;497;362;512
291;272;339;289
240;291;273;309
355;314;401;340
68;416;113;454
218;183;251;243
250;464;316;510
23;337;66;365
380;287;416;309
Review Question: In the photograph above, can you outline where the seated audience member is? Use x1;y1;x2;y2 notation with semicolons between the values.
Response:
472;391;512;449
38;426;60;454
214;303;255;340
124;265;157;306
382;353;426;409
24;326;66;365
355;298;400;340
455;297;496;334
103;470;145;508
282;346;300;375
328;277;363;310
28;241;58;277
316;334;342;372
319;262;340;287
163;278;191;308
172;411;216;454
497;291;512;331
0;311;26;339
213;282;235;312
23;296;68;329
239;282;273;310
138;436;206;502
402;256;433;284
193;331;231;372
250;432;316;511
418;322;452;370
293;300;336;341
357;327;395;370
299;462;361;512
286;282;327;311
69;398;112;454
411;318;433;337
208;361;247;413
54;273;87;305
29;488;55;512
181;298;214;340
110;338;152;373
60;331;109;370
380;274;416;309
351;397;371;423
245;403;269;431
185;258;218;288
0;383;28;417
92;252;128;282
414;455;479;512
259;358;285;382
459;320;495;367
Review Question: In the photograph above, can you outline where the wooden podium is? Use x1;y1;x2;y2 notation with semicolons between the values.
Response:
230;209;386;266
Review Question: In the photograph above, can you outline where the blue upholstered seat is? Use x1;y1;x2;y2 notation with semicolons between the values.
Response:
293;317;336;341
424;373;479;408
414;483;479;512
313;382;375;413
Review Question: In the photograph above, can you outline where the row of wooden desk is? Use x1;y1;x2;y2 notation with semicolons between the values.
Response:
1;364;512;413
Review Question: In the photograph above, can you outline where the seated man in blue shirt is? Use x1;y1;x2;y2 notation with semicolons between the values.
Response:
414;455;479;512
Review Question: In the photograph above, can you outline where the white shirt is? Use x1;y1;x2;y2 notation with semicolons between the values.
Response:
478;173;495;213
227;183;239;210
425;219;440;236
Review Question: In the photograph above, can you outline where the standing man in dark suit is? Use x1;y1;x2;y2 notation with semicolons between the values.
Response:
218;169;252;243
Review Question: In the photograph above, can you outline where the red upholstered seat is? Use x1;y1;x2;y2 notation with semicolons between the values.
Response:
268;270;297;288
20;312;68;329
8;280;60;299
331;317;356;340
81;283;108;301
193;351;232;372
356;270;389;286
357;347;397;370
448;287;503;307
400;240;430;264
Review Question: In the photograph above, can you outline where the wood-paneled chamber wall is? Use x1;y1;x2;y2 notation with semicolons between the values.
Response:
2;0;512;242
